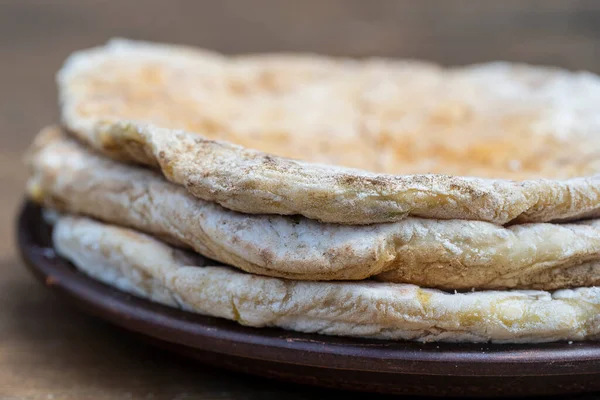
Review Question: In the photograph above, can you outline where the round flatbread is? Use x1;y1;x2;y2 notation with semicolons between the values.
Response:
58;39;600;225
52;214;600;343
26;127;600;290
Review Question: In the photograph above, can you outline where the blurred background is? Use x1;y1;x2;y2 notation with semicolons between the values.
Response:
2;1;600;398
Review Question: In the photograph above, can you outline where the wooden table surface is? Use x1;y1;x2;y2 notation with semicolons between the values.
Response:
2;1;600;399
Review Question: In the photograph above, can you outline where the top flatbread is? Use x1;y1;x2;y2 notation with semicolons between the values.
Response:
58;39;600;225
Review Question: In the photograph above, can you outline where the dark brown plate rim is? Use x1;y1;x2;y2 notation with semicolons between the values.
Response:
16;201;600;377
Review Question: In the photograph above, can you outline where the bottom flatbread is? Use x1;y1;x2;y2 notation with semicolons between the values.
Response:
51;213;600;343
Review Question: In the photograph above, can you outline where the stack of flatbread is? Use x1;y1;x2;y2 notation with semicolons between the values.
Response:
24;39;600;343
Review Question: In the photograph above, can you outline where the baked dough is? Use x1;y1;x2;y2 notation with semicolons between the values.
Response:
58;39;600;225
26;127;600;290
51;214;600;343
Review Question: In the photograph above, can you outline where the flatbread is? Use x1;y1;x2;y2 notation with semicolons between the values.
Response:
26;127;600;290
58;38;600;225
51;213;600;343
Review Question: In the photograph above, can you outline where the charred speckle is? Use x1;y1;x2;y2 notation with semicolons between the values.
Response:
263;155;276;165
362;176;388;186
259;248;275;265
338;175;358;186
338;174;387;187
260;155;290;172
448;181;483;198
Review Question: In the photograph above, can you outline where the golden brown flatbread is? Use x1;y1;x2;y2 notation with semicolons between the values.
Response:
58;39;600;225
